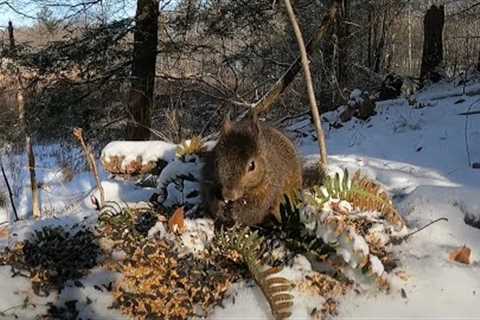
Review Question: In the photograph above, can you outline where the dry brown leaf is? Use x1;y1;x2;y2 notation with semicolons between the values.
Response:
168;207;186;234
394;270;410;281
0;227;8;240
448;245;472;265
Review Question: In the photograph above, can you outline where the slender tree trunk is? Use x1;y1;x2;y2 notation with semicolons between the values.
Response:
420;5;445;84
374;8;386;73
17;77;41;219
283;0;328;168
367;6;373;69
337;0;349;86
8;21;15;52
408;3;413;74
126;0;159;140
477;51;480;72
10;22;41;219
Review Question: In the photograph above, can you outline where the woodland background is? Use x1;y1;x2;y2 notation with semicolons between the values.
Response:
1;0;479;149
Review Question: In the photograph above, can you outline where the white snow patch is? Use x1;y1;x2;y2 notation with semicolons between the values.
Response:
179;218;215;255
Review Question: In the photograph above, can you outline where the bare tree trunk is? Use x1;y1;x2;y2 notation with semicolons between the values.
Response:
408;3;413;74
8;21;15;53
477;51;480;72
126;0;159;140
10;22;41;219
337;0;350;86
420;5;445;84
17;77;41;219
374;8;386;73
283;0;328;168
367;7;372;69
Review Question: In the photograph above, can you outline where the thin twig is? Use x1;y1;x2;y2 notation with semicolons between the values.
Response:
462;98;480;166
283;0;331;167
236;3;337;122
73;128;105;208
0;159;19;221
387;217;448;245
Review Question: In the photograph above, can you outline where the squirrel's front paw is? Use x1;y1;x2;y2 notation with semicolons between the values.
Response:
212;200;235;227
229;199;266;226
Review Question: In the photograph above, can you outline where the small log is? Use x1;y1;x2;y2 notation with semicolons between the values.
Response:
101;141;176;176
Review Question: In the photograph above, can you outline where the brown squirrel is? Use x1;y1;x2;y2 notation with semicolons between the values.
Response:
201;111;303;226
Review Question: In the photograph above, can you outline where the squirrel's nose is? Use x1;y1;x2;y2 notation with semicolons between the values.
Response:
222;189;243;202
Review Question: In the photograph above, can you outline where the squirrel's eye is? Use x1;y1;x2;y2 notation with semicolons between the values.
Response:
248;160;255;172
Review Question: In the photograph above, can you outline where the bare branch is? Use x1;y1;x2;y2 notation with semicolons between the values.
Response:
236;3;337;120
0;1;37;19
73;128;105;208
283;0;332;167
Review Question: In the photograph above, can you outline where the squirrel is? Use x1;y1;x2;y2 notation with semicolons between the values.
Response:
201;111;303;226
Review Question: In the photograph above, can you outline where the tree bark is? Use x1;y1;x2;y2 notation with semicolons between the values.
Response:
126;0;159;140
420;5;445;84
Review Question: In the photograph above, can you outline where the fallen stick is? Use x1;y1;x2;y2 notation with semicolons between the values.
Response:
73;128;105;208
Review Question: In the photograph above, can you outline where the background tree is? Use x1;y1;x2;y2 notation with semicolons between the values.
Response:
420;4;445;84
37;6;59;37
126;0;159;140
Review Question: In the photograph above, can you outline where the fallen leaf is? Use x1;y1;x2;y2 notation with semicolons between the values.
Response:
0;227;9;239
449;245;472;265
394;270;409;281
168;207;186;234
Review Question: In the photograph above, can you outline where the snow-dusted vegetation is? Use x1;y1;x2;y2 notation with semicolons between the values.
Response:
2;0;480;319
1;80;479;319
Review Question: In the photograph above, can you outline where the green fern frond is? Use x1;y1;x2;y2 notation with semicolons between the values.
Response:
306;169;404;228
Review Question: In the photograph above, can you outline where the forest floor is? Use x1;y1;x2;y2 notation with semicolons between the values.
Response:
1;80;480;319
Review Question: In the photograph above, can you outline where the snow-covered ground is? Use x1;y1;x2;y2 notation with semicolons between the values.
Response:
1;80;480;319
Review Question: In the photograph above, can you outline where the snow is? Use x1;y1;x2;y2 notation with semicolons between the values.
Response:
299;81;480;319
368;255;384;277
1;80;480;319
178;218;215;255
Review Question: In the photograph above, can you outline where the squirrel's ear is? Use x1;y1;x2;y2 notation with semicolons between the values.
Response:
247;113;259;135
223;118;233;133
247;107;258;122
222;110;233;133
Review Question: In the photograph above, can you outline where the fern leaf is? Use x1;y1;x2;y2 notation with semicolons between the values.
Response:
334;172;341;197
216;227;294;320
253;264;294;320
